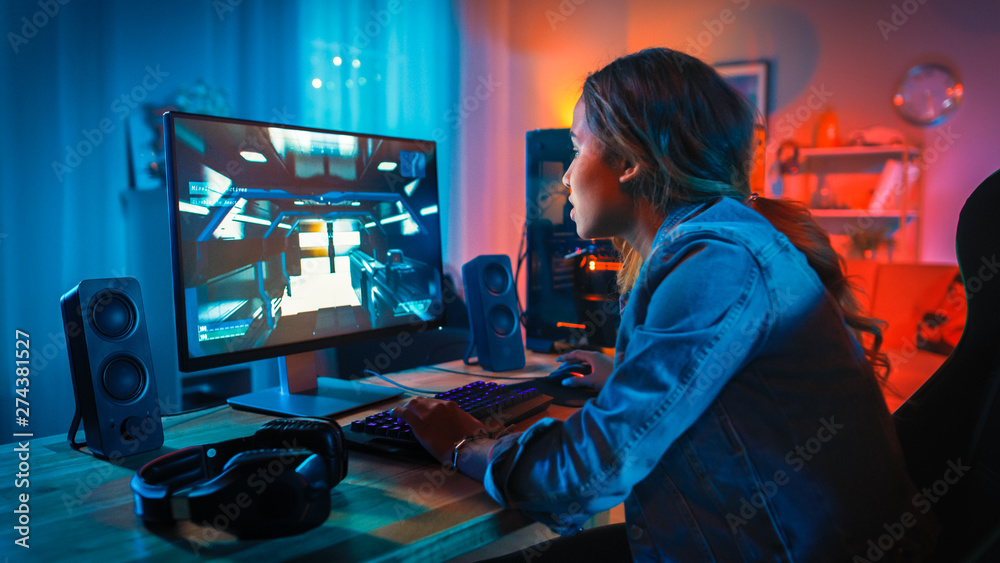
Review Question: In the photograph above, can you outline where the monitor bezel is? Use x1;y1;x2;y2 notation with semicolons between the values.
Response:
164;110;446;373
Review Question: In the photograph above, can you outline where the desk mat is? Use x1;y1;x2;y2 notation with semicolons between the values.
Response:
507;378;598;408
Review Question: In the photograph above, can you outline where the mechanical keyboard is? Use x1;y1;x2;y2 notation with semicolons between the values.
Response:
343;381;553;457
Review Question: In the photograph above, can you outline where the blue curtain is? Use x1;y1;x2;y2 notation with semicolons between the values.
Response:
0;0;458;441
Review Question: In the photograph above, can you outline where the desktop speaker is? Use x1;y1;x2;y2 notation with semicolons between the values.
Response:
61;277;164;459
462;255;526;371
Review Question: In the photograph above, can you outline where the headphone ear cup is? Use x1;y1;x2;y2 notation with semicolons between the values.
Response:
254;418;348;486
188;448;321;538
224;450;313;522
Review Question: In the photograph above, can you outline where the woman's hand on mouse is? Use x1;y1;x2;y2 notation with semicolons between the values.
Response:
557;350;614;391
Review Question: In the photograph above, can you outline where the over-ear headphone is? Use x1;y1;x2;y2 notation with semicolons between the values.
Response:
130;418;347;538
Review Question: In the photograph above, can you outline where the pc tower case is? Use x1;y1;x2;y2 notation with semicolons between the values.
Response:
524;129;621;352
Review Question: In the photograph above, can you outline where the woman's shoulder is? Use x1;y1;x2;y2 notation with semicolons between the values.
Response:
654;198;781;254
643;198;811;291
643;215;761;292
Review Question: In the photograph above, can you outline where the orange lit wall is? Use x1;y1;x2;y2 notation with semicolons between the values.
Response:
451;0;1000;274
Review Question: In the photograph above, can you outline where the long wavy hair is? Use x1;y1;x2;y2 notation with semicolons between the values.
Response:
582;48;890;384
582;48;753;291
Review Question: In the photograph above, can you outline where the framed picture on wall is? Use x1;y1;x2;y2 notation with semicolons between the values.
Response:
715;61;769;125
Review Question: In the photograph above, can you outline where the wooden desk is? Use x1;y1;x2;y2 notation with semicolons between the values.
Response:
2;355;572;562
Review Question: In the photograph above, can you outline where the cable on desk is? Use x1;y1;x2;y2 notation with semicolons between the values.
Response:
362;370;438;395
428;365;544;380
161;403;229;418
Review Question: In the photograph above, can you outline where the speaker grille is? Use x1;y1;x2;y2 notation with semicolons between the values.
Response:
488;305;517;337
483;263;510;295
90;291;137;340
102;356;146;402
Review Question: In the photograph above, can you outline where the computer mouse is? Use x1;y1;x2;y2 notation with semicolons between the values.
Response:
546;360;592;382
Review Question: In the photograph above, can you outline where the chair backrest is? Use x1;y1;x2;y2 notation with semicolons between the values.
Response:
892;167;1000;556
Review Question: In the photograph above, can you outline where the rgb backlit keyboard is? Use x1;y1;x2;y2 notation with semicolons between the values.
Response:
343;381;552;456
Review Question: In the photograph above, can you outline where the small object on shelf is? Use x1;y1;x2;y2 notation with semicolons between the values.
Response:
811;184;838;209
814;107;841;148
848;225;894;260
777;141;809;202
845;126;906;147
870;159;920;211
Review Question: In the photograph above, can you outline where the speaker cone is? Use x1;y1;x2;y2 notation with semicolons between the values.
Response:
488;305;516;337
90;291;137;340
102;356;146;402
483;263;510;295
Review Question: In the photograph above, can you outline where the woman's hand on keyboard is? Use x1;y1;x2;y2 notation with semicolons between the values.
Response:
392;398;488;466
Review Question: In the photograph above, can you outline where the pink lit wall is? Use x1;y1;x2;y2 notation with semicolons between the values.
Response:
450;0;1000;274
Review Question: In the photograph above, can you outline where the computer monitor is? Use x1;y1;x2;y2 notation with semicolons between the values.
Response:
164;111;445;418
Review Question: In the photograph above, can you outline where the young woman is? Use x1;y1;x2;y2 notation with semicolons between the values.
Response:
393;48;936;561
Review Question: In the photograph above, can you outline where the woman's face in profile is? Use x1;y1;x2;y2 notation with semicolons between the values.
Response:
563;98;634;241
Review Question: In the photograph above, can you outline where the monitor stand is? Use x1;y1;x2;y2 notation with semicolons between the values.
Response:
227;350;402;418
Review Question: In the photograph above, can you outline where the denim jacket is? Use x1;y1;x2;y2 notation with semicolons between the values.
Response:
484;198;936;561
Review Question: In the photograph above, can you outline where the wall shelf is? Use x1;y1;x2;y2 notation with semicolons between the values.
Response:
798;145;921;158
783;144;923;262
810;210;918;239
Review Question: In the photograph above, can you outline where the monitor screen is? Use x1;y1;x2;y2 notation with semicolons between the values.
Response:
164;112;444;416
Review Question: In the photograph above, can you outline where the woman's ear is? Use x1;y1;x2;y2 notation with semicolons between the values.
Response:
620;161;640;183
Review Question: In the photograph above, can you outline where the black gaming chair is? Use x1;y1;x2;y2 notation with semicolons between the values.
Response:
893;168;1000;560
